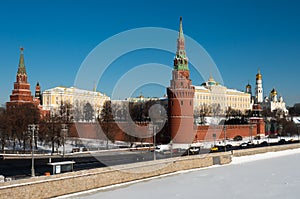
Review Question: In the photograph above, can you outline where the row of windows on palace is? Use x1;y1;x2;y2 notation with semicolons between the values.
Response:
195;102;249;109
194;94;250;102
45;96;106;106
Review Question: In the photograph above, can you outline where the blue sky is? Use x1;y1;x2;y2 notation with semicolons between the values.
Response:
0;0;300;106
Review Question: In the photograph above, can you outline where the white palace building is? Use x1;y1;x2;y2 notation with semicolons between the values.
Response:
42;86;110;120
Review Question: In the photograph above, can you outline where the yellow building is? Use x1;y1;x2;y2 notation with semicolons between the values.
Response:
42;86;110;120
194;76;251;115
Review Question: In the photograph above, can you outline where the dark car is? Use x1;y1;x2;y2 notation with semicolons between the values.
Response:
182;146;201;156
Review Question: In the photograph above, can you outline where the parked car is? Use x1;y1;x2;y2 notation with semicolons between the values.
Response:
210;146;219;153
182;146;201;156
239;142;248;148
233;135;243;141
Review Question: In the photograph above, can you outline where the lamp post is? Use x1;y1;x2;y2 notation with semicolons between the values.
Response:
297;124;299;143
278;124;283;140
28;124;39;177
153;124;156;161
223;126;226;152
213;133;216;146
170;139;173;158
61;124;68;157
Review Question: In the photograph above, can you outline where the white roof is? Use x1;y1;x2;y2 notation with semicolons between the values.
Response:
43;86;108;97
226;88;247;94
47;161;75;166
193;85;209;91
194;85;247;94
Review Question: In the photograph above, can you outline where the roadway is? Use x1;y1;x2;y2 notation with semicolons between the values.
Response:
0;150;180;179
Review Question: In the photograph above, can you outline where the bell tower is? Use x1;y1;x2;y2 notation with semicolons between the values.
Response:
167;17;195;144
255;69;263;103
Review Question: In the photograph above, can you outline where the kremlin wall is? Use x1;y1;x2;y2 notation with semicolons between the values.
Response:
6;17;293;146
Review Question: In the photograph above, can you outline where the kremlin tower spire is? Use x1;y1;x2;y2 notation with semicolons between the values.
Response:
18;47;26;74
17;47;28;83
174;16;188;71
6;48;35;108
167;17;195;144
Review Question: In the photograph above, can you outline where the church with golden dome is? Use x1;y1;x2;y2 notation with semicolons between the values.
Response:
262;87;288;116
246;69;288;116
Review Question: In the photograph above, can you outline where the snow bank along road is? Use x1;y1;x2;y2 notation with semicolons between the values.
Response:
60;148;300;199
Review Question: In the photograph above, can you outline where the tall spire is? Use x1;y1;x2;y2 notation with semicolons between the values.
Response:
179;16;184;38
17;47;27;75
174;16;189;71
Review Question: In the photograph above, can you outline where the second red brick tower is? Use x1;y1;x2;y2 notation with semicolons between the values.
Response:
167;17;195;144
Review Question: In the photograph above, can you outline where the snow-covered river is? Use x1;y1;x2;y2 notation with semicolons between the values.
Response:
58;148;300;199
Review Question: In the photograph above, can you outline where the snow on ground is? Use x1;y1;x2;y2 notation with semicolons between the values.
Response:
55;147;300;199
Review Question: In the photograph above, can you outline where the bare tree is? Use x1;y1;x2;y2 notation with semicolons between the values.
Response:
0;108;11;152
6;103;40;151
39;113;62;154
83;102;94;122
99;100;118;149
194;104;210;125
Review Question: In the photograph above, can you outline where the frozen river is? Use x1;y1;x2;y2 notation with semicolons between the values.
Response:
60;149;300;199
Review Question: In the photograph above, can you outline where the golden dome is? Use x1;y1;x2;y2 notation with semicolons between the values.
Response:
256;69;262;80
271;88;277;96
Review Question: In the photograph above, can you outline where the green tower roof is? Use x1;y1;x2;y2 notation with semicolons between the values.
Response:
17;47;27;75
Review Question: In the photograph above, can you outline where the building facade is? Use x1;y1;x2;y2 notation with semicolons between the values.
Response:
194;76;252;115
167;17;195;143
42;86;110;121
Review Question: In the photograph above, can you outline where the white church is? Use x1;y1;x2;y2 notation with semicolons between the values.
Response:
246;69;288;116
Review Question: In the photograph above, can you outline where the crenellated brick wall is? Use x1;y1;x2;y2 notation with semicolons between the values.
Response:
195;124;258;141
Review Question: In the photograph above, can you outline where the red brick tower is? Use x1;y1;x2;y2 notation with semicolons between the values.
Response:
167;17;195;143
6;48;37;108
250;104;265;137
35;82;42;105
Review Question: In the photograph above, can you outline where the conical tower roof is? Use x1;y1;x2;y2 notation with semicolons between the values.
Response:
17;47;27;75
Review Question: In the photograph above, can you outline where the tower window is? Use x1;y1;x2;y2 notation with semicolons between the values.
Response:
181;100;183;105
